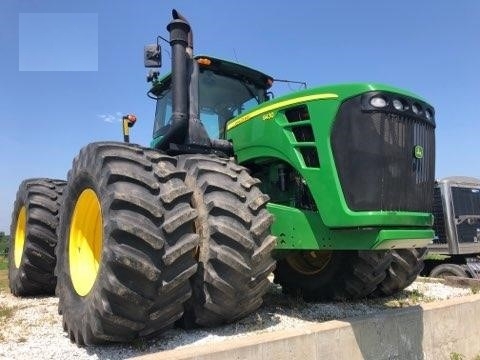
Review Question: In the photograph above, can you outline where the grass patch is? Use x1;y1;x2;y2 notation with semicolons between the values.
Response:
0;269;8;292
384;289;433;308
471;284;480;295
0;305;16;321
0;303;17;341
0;256;7;271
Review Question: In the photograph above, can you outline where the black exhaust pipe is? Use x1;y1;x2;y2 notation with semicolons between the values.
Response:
155;10;190;150
156;9;232;155
166;13;190;141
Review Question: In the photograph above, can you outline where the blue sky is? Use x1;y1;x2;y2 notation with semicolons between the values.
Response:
1;0;479;232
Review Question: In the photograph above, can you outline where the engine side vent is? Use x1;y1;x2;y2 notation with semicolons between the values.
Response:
300;147;320;168
285;105;310;123
292;125;315;142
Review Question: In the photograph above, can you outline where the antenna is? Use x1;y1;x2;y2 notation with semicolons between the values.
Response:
233;48;239;63
273;78;308;90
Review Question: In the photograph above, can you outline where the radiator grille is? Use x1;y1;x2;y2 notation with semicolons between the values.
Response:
331;95;435;212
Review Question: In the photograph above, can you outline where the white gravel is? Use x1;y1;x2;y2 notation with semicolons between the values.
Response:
0;278;474;360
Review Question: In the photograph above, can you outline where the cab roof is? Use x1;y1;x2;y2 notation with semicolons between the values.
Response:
149;55;273;95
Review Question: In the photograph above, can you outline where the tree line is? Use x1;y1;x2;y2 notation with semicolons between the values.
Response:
0;232;9;256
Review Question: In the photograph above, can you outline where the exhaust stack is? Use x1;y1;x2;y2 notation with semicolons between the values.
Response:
158;9;232;154
160;11;190;147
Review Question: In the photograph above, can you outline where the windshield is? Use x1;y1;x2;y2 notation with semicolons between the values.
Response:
153;69;267;139
452;186;480;217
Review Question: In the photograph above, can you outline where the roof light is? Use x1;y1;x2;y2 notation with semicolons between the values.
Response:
197;58;212;66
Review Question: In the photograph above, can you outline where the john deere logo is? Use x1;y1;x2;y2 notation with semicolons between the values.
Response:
414;145;424;159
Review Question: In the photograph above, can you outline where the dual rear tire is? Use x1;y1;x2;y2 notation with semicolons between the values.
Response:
8;179;66;296
177;154;276;327
8;143;276;345
6;142;273;345
55;142;199;345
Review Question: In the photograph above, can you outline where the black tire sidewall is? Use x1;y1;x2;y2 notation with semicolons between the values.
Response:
8;181;30;293
8;178;65;295
56;171;106;327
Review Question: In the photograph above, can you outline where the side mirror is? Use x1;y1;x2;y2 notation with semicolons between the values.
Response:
144;44;161;68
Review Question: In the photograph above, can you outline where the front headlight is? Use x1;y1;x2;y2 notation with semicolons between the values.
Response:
392;99;406;111
370;96;388;108
425;108;433;120
412;103;422;115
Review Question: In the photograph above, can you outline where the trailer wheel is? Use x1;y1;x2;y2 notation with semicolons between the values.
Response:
274;250;391;301
429;263;468;278
55;142;198;345
8;178;66;296
374;248;427;297
177;154;276;327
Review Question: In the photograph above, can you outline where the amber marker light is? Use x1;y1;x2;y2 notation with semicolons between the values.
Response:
197;58;212;66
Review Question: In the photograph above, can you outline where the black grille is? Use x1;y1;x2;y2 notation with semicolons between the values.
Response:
452;187;480;243
456;223;480;243
432;187;447;244
331;94;435;212
452;187;480;216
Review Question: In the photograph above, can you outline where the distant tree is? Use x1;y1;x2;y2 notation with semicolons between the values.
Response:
0;233;8;256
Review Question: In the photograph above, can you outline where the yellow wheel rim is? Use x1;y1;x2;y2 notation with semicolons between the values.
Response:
286;251;333;275
69;189;103;296
14;206;27;268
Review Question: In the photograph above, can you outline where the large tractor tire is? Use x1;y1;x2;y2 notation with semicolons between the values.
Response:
374;248;427;297
55;142;199;345
274;250;391;301
8;178;66;296
177;154;276;327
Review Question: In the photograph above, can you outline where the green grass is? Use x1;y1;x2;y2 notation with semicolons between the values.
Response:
450;352;465;360
0;256;7;271
0;304;15;321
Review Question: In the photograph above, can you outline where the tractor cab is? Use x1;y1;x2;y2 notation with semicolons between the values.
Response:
148;56;273;148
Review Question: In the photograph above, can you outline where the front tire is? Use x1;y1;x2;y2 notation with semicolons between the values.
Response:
8;178;66;296
374;248;427;297
178;154;276;327
56;142;199;345
274;250;391;301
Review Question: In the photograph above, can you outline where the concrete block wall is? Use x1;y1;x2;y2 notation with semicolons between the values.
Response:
133;294;480;360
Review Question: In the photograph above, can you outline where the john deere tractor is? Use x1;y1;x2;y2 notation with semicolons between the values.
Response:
8;10;435;345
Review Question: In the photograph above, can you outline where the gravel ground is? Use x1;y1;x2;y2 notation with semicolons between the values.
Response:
0;278;474;360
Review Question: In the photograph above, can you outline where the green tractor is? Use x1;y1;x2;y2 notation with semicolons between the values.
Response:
8;9;435;345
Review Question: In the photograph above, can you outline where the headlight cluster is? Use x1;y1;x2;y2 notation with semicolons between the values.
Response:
364;92;435;125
